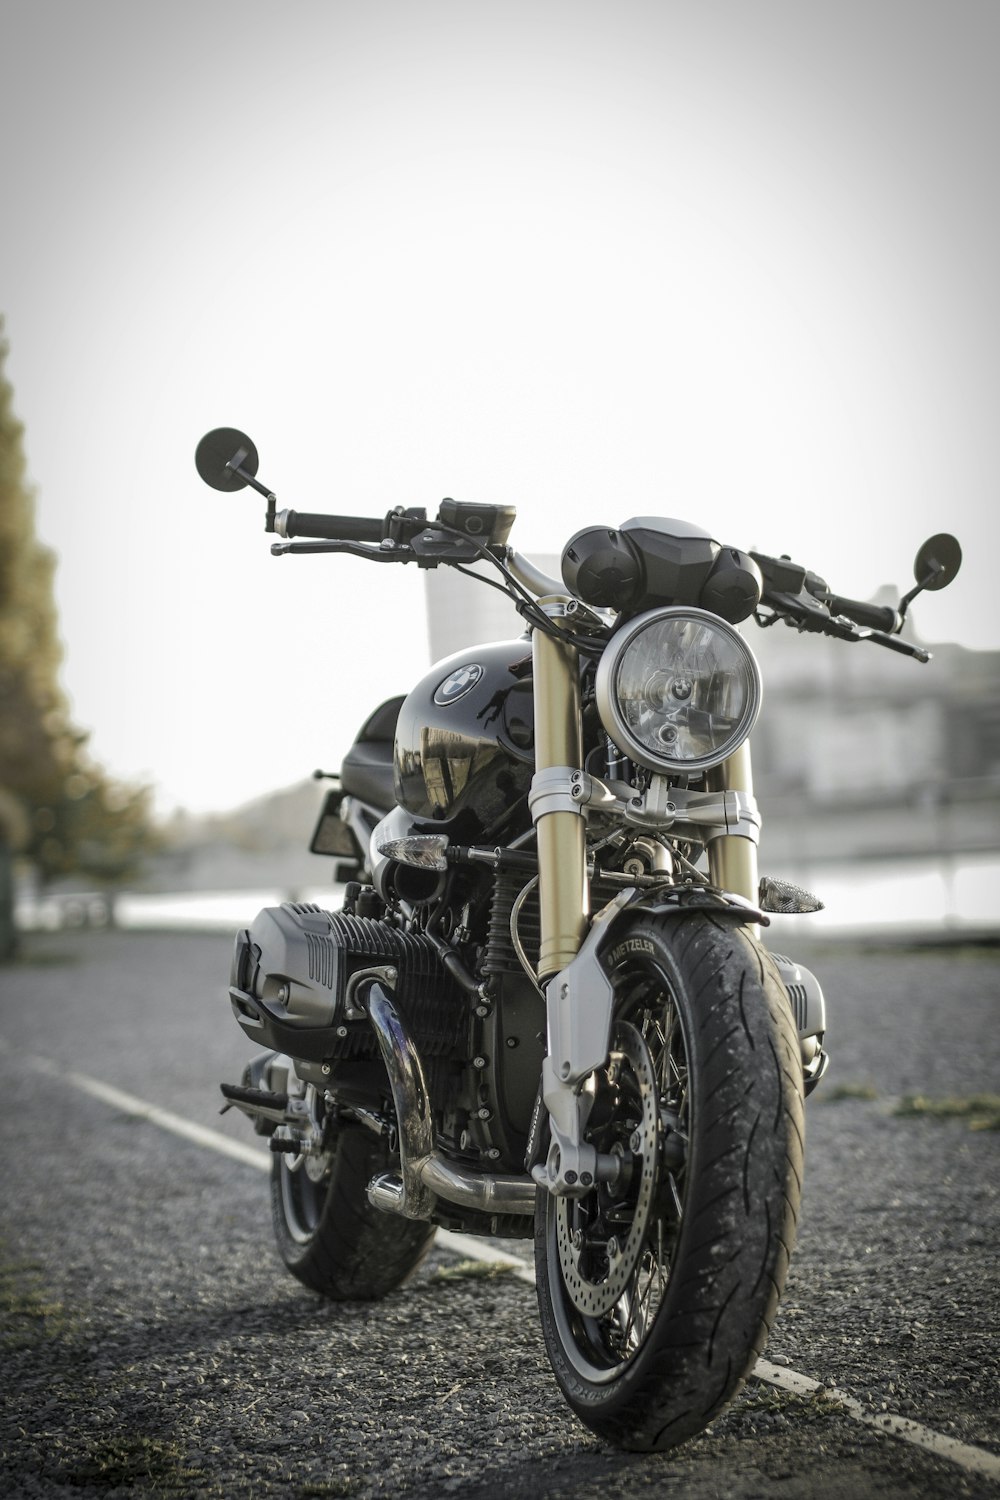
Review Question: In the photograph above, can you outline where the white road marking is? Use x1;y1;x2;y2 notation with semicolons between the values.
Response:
18;1051;270;1172
8;1043;999;1481
432;1228;537;1286
754;1360;1000;1481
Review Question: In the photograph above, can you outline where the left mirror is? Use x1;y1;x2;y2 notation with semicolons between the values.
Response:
195;428;259;492
913;532;962;592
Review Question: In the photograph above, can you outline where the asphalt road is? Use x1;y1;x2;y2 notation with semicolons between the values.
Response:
0;928;998;1499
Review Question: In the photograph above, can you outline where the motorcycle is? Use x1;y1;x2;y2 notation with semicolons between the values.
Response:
195;427;961;1452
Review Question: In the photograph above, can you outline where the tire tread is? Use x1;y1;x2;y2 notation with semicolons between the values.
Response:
535;911;806;1451
271;1127;434;1301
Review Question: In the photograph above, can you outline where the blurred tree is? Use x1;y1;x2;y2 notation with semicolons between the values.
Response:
0;318;157;936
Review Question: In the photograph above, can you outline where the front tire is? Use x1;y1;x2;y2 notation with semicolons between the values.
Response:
271;1126;434;1301
534;911;804;1451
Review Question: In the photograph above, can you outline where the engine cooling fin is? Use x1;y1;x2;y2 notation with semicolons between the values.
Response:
229;902;467;1065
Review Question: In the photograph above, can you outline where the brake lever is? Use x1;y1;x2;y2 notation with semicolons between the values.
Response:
861;629;931;662
269;528;488;571
761;590;931;660
270;540;412;560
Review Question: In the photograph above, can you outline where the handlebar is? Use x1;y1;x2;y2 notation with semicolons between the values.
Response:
792;568;899;633
196;430;942;664
817;593;900;634
752;547;926;654
268;518;928;656
274;509;385;543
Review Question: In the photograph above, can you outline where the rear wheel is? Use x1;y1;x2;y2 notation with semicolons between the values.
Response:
271;1124;434;1301
535;911;804;1451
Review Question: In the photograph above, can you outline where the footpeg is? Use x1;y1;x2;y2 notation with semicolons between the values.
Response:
221;1083;289;1112
219;1081;292;1132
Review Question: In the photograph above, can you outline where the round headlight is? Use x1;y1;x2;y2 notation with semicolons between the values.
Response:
595;607;762;775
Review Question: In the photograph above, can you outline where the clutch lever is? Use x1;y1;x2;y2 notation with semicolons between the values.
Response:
270;539;413;560
269;529;484;568
860;629;931;662
761;589;931;660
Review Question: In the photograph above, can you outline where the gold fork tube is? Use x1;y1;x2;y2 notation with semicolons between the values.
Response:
532;613;588;982
705;740;759;905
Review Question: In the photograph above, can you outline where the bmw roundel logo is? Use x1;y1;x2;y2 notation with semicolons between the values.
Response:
433;663;484;706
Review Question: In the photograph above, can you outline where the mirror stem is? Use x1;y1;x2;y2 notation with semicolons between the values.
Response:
224;461;277;531
899;561;947;621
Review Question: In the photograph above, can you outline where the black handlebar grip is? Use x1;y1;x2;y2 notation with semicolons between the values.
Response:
278;510;384;543
825;594;900;633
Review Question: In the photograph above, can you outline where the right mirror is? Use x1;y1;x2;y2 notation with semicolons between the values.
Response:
913;533;962;591
195;428;259;492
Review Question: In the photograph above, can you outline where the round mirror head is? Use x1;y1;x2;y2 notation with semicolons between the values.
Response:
914;533;962;591
195;428;259;492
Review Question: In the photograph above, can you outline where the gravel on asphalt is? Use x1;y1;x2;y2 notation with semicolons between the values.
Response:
0;930;997;1499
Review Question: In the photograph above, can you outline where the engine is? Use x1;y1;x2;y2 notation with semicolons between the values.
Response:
228;902;468;1069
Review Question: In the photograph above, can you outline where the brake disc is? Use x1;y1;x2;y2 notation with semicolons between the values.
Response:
555;1020;660;1317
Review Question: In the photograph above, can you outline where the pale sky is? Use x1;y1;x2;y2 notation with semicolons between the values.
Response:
1;1;996;814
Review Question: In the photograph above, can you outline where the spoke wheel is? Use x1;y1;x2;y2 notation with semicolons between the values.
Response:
549;975;691;1377
276;1154;331;1246
535;912;805;1451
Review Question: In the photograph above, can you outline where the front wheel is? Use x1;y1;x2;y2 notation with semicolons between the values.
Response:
534;911;805;1451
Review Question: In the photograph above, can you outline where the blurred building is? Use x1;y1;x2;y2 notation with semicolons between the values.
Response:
748;606;1000;863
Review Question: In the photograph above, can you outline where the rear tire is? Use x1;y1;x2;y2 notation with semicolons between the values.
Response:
271;1127;434;1301
535;911;804;1451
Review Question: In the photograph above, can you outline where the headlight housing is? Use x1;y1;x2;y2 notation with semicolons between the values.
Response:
595;607;762;775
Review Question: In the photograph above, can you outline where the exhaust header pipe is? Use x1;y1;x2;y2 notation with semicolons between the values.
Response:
361;980;535;1220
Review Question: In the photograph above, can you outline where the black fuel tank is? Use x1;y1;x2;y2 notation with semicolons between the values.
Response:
393;640;535;832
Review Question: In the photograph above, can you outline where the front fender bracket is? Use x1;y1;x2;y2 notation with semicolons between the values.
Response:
532;882;765;1199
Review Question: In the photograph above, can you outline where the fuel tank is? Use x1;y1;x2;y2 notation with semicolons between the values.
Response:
393;639;535;834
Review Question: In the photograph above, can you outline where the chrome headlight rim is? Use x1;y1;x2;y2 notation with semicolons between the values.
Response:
595;606;762;775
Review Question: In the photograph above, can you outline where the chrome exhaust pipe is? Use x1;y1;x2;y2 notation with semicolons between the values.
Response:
362;980;437;1220
362;980;535;1220
421;1154;535;1214
368;1157;536;1218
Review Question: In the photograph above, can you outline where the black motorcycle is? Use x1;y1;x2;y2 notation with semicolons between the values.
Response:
196;426;961;1451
